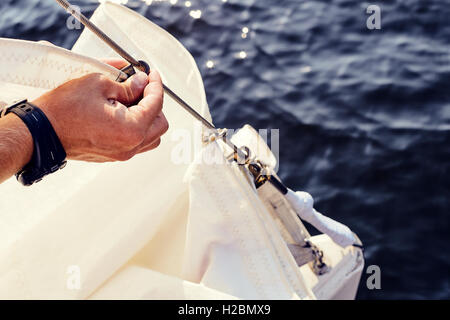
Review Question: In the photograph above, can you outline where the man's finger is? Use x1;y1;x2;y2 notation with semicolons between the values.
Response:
143;70;163;98
108;71;149;106
125;111;168;155
140;112;168;147
129;70;164;126
101;58;129;70
137;139;161;154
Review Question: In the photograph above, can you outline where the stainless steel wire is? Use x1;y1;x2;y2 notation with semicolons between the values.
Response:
52;0;262;164
54;0;142;70
54;0;216;130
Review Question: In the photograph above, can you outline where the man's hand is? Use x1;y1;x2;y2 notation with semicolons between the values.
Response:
33;68;168;162
0;58;168;184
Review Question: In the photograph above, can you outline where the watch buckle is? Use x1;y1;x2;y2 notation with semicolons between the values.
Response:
0;99;28;118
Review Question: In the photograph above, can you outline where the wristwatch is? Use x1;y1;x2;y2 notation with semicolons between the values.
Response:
0;99;67;186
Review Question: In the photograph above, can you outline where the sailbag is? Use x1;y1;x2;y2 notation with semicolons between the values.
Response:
0;2;363;299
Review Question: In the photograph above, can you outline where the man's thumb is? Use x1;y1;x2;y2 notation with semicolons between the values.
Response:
113;71;149;105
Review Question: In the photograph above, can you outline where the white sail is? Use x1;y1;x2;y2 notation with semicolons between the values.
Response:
0;2;363;299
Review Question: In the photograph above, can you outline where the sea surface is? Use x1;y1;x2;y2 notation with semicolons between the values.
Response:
0;0;449;299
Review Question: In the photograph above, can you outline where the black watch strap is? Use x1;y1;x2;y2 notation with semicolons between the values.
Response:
2;99;67;186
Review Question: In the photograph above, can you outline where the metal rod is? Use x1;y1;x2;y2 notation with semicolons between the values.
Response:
162;84;215;130
54;0;217;130
54;0;258;166
54;0;142;70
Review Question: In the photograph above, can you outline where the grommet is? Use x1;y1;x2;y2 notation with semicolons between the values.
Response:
138;60;151;75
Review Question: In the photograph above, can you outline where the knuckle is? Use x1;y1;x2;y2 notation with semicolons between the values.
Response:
124;84;135;102
151;91;164;112
115;151;134;162
87;73;104;81
97;73;110;83
152;138;161;149
113;124;144;149
160;117;169;134
94;74;112;90
124;126;146;146
78;73;108;86
158;90;164;109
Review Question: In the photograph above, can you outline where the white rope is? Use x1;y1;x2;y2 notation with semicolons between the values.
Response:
285;189;356;248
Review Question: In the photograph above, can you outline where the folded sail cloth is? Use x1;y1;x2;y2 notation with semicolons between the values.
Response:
0;2;314;299
0;3;214;299
285;189;356;248
0;2;363;299
0;38;123;104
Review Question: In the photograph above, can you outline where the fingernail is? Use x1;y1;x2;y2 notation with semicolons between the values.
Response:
132;71;148;88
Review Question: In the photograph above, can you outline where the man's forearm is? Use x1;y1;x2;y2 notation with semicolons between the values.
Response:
0;114;33;183
0;68;166;185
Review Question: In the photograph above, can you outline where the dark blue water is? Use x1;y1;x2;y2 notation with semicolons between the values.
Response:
0;0;449;299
